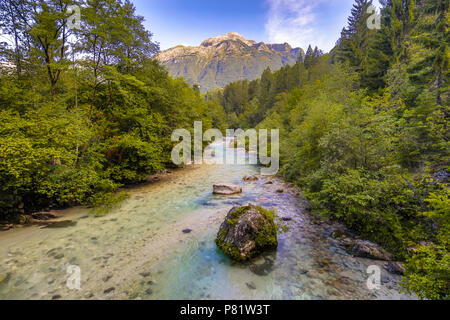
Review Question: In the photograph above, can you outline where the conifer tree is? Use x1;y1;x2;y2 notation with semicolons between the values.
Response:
336;0;374;82
303;45;314;69
407;0;449;106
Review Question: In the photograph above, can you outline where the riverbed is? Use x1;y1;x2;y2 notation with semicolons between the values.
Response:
0;140;414;300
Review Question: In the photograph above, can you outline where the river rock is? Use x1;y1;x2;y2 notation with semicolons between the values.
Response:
41;220;77;229
18;215;33;225
0;224;13;231
385;262;406;275
246;282;257;290
243;175;258;182
331;229;352;239
32;212;59;221
215;204;278;261
346;239;393;261
213;183;242;195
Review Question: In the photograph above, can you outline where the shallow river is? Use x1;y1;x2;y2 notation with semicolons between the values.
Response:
0;141;414;300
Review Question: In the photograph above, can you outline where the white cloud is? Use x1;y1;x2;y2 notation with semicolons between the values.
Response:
265;0;384;51
265;0;333;50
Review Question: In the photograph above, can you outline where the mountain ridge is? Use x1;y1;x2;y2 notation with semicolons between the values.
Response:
156;32;304;92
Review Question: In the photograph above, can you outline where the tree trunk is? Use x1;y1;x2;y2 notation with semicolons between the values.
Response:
89;80;97;121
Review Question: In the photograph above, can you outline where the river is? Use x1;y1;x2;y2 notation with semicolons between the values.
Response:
0;140;414;300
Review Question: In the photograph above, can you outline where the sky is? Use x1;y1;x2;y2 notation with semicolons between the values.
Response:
133;0;382;52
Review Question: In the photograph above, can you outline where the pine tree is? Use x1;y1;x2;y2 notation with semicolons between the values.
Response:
336;0;374;81
303;45;314;69
384;0;416;63
407;0;449;106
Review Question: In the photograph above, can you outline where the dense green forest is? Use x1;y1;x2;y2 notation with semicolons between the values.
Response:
208;0;449;300
0;0;215;216
0;0;448;300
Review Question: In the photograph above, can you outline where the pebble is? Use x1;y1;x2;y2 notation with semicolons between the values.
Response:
140;272;151;278
104;287;115;294
145;288;153;295
103;275;112;282
246;282;257;290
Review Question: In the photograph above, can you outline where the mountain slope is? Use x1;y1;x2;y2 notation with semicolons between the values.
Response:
156;32;304;92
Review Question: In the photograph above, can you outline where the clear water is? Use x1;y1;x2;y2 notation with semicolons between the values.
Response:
0;141;414;300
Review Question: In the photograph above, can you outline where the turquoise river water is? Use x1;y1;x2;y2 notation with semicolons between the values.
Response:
0;140;414;300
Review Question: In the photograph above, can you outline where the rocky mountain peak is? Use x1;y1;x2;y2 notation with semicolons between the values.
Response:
156;33;304;92
201;32;255;47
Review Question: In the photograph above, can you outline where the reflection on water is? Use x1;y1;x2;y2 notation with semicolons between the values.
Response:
0;141;413;300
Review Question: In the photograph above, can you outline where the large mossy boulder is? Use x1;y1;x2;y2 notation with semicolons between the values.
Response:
215;204;278;261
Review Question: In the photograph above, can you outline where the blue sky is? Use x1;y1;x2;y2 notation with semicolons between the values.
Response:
133;0;381;52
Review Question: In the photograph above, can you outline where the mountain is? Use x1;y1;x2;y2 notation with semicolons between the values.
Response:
156;32;304;92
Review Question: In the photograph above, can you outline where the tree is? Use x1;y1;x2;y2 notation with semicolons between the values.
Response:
76;0;159;120
303;45;314;69
336;0;375;83
0;0;30;78
28;0;79;99
407;0;449;106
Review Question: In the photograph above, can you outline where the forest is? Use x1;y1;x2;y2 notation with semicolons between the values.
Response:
207;0;449;300
0;0;448;300
0;0;215;216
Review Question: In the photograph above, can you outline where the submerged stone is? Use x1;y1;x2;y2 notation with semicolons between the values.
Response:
41;220;77;229
215;204;278;262
249;258;275;276
0;273;10;285
104;287;115;294
346;239;393;261
385;262;406;275
246;282;257;290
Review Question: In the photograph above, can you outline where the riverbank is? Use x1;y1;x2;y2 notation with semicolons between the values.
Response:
0;168;179;232
0;155;415;300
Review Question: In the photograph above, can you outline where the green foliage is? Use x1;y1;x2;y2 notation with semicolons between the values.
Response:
0;0;213;216
402;242;449;300
211;0;449;299
401;185;449;300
